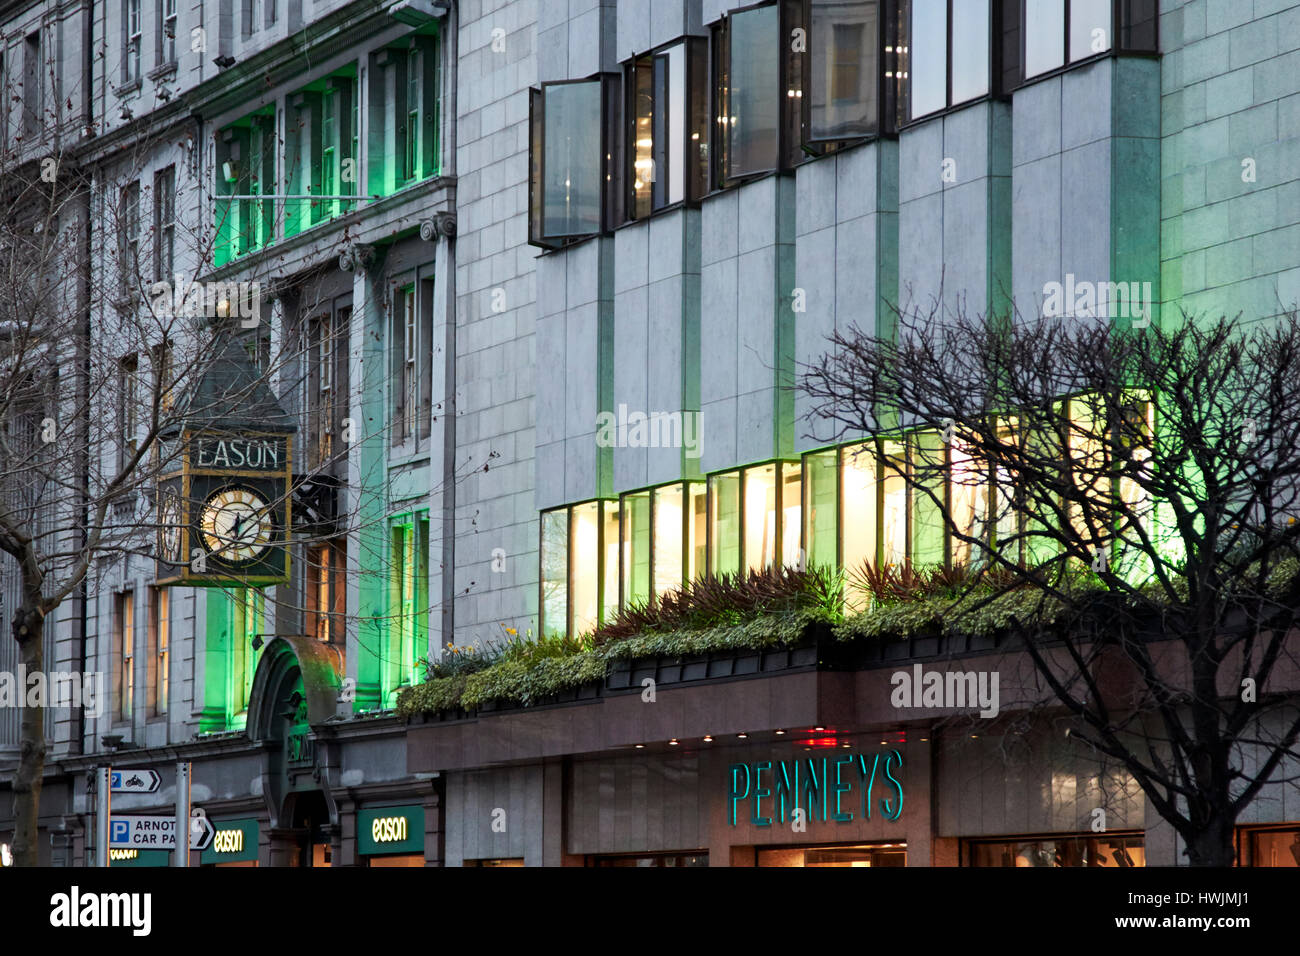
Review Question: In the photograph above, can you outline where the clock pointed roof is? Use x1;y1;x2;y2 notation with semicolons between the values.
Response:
173;332;296;435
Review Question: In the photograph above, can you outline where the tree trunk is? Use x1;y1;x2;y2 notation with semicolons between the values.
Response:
1184;813;1237;866
10;603;46;867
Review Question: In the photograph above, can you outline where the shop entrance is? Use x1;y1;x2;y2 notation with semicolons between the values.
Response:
756;843;907;867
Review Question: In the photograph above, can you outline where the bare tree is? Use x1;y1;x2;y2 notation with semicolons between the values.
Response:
801;303;1300;866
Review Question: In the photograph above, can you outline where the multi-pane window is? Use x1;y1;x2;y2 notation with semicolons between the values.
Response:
624;40;708;221
306;539;346;643
124;0;142;84
149;587;169;716
245;0;267;36
287;70;359;234
905;0;990;120
620;482;707;609
528;76;619;247
159;0;177;65
120;182;140;279
369;35;439;197
308;305;348;467
117;591;134;722
153;167;175;282
216;111;275;264
1022;0;1157;80
23;32;41;139
708;461;801;577
540;500;619;637
118;354;140;467
387;514;429;706
390;283;432;448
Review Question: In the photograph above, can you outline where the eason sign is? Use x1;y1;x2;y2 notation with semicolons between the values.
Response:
727;750;904;827
357;805;425;856
199;818;259;865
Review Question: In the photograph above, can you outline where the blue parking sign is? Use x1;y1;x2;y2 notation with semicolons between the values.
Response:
111;772;122;789
111;820;129;844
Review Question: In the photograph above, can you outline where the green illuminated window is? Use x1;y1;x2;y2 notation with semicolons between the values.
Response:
229;588;264;723
622;490;651;608
910;430;946;567
387;513;428;707
803;448;839;570
710;470;741;577
369;32;439;198
215;109;275;265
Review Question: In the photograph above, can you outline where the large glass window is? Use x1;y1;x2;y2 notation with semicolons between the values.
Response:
806;0;888;143
368;32;440;198
625;40;708;220
712;2;803;188
1022;0;1155;81
965;833;1144;867
709;462;800;576
910;430;946;567
387;514;428;706
803;448;838;570
529;77;617;247
906;0;990;120
215;109;276;265
540;501;619;637
622;490;651;608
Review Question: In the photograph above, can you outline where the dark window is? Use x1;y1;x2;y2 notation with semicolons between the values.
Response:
153;166;175;281
120;182;140;280
528;76;618;248
390;281;432;448
24;32;41;139
124;0;142;83
118;354;140;468
624;39;709;221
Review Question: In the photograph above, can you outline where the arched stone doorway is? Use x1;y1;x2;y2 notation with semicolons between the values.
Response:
247;635;343;866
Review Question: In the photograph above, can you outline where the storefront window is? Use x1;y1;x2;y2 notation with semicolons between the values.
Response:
744;463;779;571
841;443;878;600
757;843;906;866
541;500;619;637
466;858;526;866
881;439;908;565
1239;826;1300;867
965;833;1144;867
949;439;990;567
593;852;709;866
687;482;708;582
571;501;602;634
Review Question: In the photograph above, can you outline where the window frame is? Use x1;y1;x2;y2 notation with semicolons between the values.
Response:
709;0;806;191
117;590;135;724
621;36;710;223
153;166;175;282
898;0;1004;126
1016;0;1158;88
800;0;905;148
538;499;619;638
528;74;621;250
158;0;177;66
389;278;432;451
124;0;142;85
148;586;169;717
705;460;801;578
386;512;429;705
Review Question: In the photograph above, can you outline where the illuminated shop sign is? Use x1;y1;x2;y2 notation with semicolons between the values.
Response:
199;818;260;864
357;805;425;856
728;750;904;827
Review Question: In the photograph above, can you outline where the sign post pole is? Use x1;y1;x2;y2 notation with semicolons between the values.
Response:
96;765;111;868
174;762;190;867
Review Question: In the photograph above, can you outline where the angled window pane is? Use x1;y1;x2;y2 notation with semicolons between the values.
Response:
1070;0;1112;61
725;5;781;181
780;463;802;569
881;439;907;565
810;0;879;139
686;482;708;582
743;463;778;572
571;502;601;636
950;1;990;104
601;501;620;623
542;81;603;237
653;484;685;598
709;471;741;577
910;431;946;567
1024;0;1065;77
541;508;569;636
804;449;838;570
841;443;877;610
909;0;947;118
622;490;651;608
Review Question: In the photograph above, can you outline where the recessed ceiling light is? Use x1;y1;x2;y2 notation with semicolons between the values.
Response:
775;729;785;735
668;739;679;746
635;743;645;749
703;735;713;743
737;733;748;739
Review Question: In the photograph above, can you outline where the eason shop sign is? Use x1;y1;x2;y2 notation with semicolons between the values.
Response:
200;819;259;865
358;805;425;855
728;750;904;826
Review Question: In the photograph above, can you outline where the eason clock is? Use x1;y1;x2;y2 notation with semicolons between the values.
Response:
200;486;274;564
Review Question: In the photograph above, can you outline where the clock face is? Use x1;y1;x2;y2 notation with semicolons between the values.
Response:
200;486;273;564
159;489;183;562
